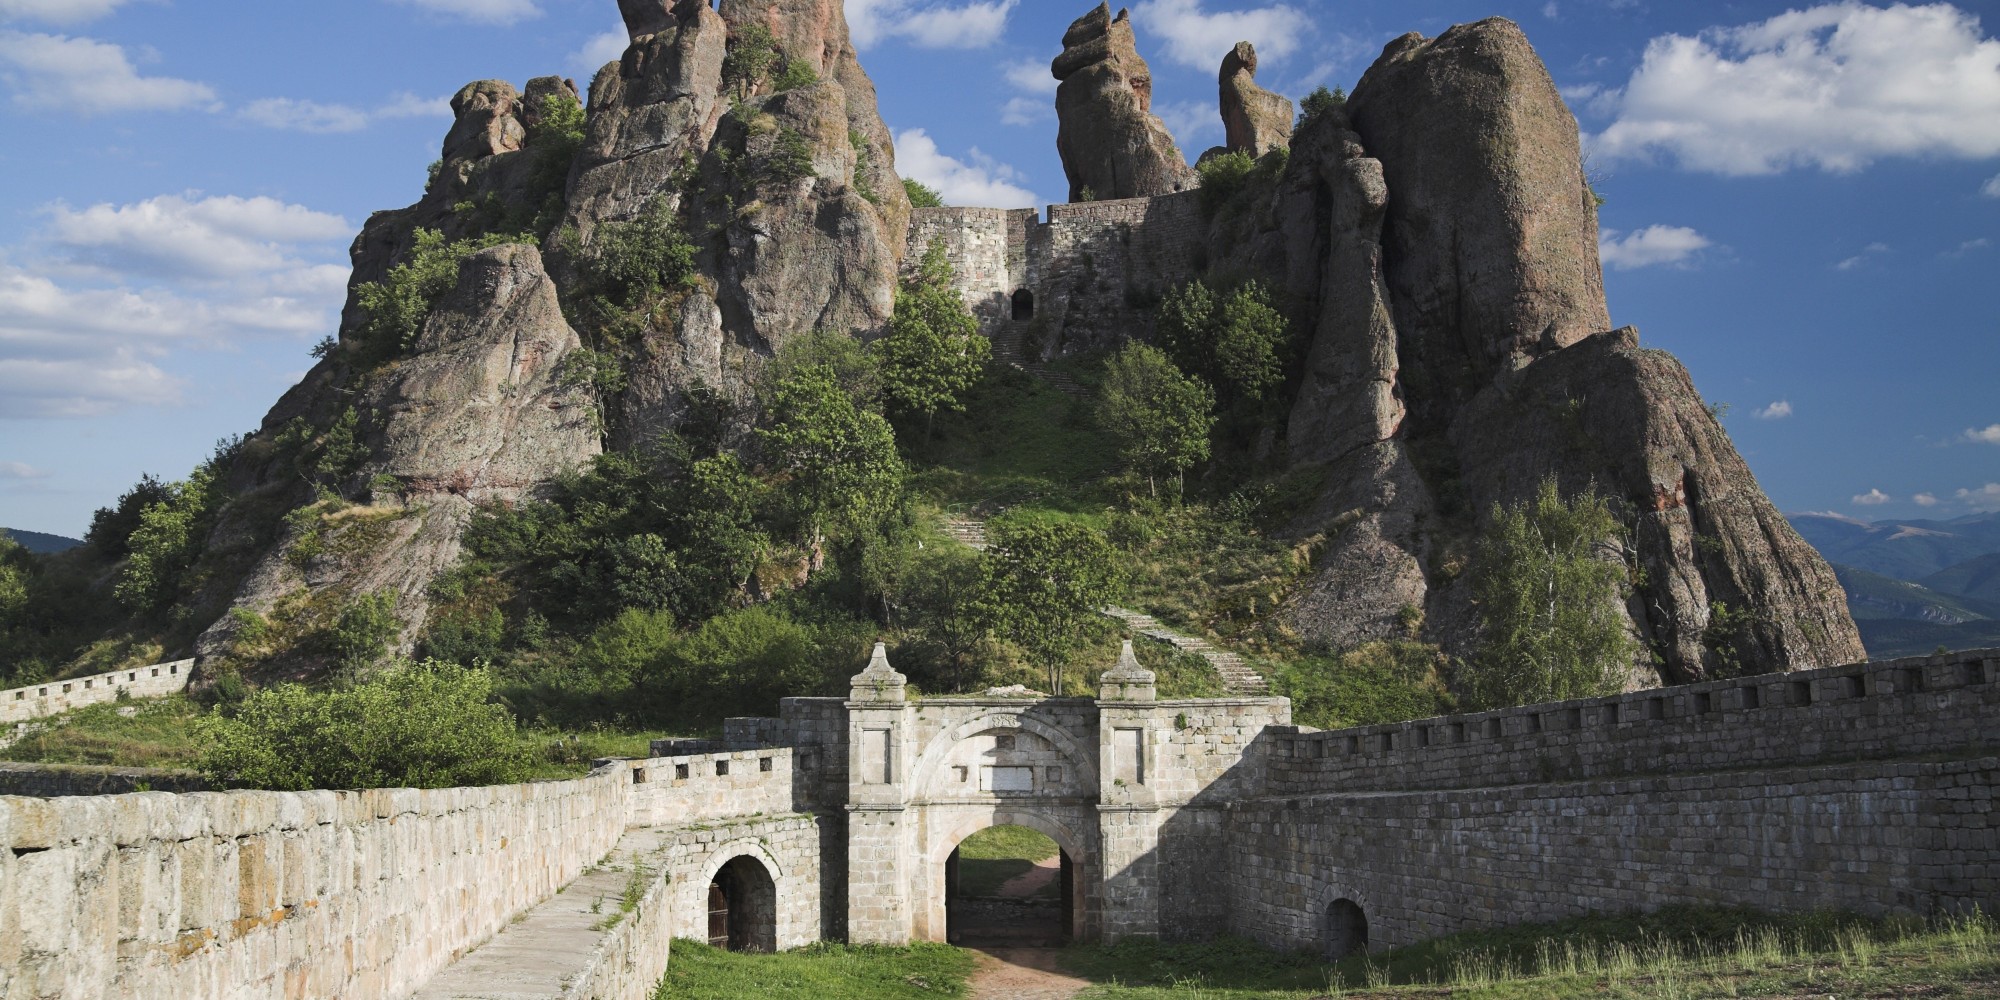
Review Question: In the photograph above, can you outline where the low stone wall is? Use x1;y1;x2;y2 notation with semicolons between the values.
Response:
1226;755;2000;953
0;659;192;725
1261;648;2000;794
0;767;626;1000
0;762;207;797
658;814;823;950
618;748;797;828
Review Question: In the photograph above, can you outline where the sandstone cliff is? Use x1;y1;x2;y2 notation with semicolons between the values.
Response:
1052;4;1198;202
1229;19;1862;681
191;0;909;674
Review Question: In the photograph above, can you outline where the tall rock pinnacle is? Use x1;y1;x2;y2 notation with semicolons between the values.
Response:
1219;41;1293;157
1052;4;1197;202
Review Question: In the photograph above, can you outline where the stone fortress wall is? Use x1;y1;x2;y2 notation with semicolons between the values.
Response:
2;645;1994;999
904;191;1206;357
1;658;192;726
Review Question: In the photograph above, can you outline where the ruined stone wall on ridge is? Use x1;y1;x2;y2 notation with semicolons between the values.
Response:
1;659;192;727
1223;647;2000;954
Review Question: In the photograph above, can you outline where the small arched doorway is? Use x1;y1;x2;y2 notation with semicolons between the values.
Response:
1323;898;1368;959
1011;288;1035;321
945;825;1072;947
706;856;777;952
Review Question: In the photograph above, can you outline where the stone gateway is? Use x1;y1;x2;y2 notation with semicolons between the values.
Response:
3;643;1995;998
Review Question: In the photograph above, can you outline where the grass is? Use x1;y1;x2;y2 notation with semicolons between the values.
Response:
0;695;205;769
955;825;1060;898
655;940;974;999
912;364;1119;517
1058;907;2000;999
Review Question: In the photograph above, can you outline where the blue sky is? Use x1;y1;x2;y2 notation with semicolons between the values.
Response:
0;0;1996;537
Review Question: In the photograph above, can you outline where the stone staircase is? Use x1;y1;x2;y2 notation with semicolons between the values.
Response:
991;320;1088;399
1101;606;1270;696
942;517;989;550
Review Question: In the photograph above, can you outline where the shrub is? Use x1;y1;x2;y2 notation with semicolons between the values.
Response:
723;22;782;99
1270;642;1453;730
194;661;534;790
570;196;698;309
557;348;629;395
766;127;817;185
1296;85;1345;132
772;57;818;92
329;590;400;674
903;178;945;208
1464;477;1635;710
759;364;905;544
655;606;828;719
354;228;527;362
1197;150;1256;216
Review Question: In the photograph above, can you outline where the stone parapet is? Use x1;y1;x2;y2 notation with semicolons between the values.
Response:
0;659;192;726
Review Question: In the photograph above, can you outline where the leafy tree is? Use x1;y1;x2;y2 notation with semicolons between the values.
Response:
903;178;945;208
769;329;882;410
1097;343;1215;497
193;661;533;790
115;466;228;613
1296;85;1346;132
671;454;769;620
772;57;818;92
1156;279;1289;406
983;514;1123;695
656;606;826;719
723;22;782;99
86;473;171;558
1196;150;1257;215
0;537;28;629
572;195;698;308
329;590;401;674
759;364;905;545
875;239;990;436
904;543;992;691
766;127;817;185
1465;477;1636;710
354;228;527;361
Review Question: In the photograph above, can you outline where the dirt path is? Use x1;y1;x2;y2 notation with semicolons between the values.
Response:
995;855;1060;898
967;947;1092;1000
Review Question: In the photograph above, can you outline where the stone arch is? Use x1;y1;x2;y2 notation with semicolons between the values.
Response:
1011;288;1035;321
910;713;1100;797
929;808;1089;869
926;807;1091;945
698;842;784;953
1311;879;1375;959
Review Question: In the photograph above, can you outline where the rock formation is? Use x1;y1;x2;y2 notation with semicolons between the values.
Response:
1219;42;1293;157
1240;18;1863;680
1052;4;1197;202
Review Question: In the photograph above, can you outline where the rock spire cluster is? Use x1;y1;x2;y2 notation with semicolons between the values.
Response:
1051;4;1197;202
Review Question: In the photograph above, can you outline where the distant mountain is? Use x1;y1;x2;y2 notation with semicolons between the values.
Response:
1854;618;2000;660
1831;563;2000;624
1789;511;2000;581
1;528;83;554
1922;553;2000;606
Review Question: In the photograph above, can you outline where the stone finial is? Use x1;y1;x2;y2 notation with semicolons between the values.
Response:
1099;640;1157;702
849;642;908;703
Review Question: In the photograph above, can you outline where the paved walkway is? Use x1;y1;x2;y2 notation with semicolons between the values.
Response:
995;855;1061;898
967;947;1092;1000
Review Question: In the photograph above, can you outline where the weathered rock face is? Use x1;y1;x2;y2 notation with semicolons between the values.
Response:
1239;20;1862;680
197;246;600;669
1219;42;1293;158
1346;19;1610;427
1052;4;1197;202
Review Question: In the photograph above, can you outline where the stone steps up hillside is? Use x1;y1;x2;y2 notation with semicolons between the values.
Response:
992;320;1089;399
943;518;989;550
1101;606;1270;696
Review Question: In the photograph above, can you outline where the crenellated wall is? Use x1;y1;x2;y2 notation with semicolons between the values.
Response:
1;659;192;727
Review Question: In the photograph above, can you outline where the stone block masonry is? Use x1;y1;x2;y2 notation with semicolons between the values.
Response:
0;659;192;726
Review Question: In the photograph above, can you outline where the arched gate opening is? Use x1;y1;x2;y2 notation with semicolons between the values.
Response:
1323;898;1368;959
1011;288;1035;321
706;856;777;952
945;825;1073;947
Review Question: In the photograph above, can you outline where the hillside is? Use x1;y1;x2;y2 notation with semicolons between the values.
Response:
0;0;1860;729
1923;552;2000;605
1;529;81;555
1791;511;2000;581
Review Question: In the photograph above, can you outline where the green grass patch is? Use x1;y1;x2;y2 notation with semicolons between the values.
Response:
954;825;1061;898
0;695;204;769
912;365;1118;516
655;940;974;999
1060;907;2000;999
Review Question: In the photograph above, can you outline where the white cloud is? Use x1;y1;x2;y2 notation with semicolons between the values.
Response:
1133;0;1311;72
1592;3;2000;175
0;0;132;25
1597;225;1712;270
1002;59;1058;96
1754;400;1794;420
238;92;448;133
999;96;1047;127
1964;424;2000;444
1914;492;1940;506
0;31;216;114
0;193;350;419
847;0;1017;50
893;128;1038;208
1985;173;2000;197
1943;237;1991;257
0;460;48;479
1834;241;1891;270
391;0;540;25
1958;483;2000;511
573;24;628;73
1544;2;1560;18
1852;488;1893;506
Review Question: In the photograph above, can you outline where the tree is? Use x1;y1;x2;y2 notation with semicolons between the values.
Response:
722;23;782;100
1155;279;1289;407
904;543;992;691
758;364;905;545
903;178;945;207
983;514;1122;695
1097;343;1216;497
1465;477;1636;710
329;590;401;675
115;466;228;612
875;239;990;437
354;228;527;361
194;660;533;790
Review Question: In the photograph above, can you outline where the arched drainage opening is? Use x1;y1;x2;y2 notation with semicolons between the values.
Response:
1011;288;1035;321
1323;898;1369;960
706;856;777;952
946;825;1072;947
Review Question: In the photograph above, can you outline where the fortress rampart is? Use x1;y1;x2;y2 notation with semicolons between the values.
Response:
2;646;1994;998
2;659;192;727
